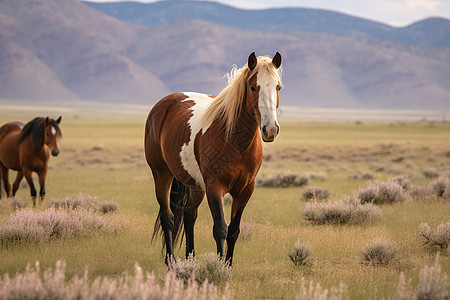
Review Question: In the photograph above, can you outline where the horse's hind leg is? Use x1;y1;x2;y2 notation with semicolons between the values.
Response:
12;171;23;197
184;189;204;258
226;181;255;266
153;171;176;265
0;164;11;197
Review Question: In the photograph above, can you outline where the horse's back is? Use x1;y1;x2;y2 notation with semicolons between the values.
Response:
0;122;23;146
0;122;23;170
0;122;23;141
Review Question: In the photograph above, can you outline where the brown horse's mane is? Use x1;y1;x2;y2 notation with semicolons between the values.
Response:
19;117;62;148
199;56;282;138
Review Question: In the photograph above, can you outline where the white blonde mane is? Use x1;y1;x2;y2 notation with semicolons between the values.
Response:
200;56;282;137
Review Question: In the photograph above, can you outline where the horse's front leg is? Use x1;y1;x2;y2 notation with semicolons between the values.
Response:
184;189;204;259
226;181;254;266
206;186;228;258
37;167;48;202
23;168;37;206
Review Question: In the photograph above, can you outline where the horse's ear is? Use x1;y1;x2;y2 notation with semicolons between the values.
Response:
56;116;62;124
272;52;282;69
44;117;50;126
248;52;257;71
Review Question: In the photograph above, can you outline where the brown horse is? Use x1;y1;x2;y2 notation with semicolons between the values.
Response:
0;117;62;205
145;52;282;266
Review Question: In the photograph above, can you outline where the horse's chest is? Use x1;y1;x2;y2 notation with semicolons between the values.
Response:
20;146;49;171
199;140;262;189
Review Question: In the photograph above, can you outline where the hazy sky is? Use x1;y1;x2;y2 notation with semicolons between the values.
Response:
84;0;450;26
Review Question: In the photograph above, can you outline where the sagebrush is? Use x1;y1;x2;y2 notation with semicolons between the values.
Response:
287;241;315;267
418;222;450;249
303;197;382;225
0;207;119;246
50;193;119;213
396;255;448;300
169;253;232;286
257;171;309;188
360;238;399;266
0;260;230;300
357;181;407;204
295;278;346;300
302;186;330;201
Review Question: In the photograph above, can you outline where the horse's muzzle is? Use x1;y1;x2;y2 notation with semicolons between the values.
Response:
51;149;59;157
261;124;279;143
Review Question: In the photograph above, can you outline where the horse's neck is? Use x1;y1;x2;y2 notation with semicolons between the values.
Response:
228;104;259;151
25;136;45;154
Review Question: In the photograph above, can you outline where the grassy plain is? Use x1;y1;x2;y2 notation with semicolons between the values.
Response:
0;102;449;299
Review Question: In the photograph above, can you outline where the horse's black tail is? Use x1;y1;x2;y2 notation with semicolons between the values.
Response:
152;177;190;249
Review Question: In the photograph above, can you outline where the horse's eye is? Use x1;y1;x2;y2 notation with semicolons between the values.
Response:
250;87;256;92
278;86;282;91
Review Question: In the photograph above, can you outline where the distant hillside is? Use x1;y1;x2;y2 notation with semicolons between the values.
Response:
86;1;450;47
0;0;169;103
129;18;450;109
0;0;449;110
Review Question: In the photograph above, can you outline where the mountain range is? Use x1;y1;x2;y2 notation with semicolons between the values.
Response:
86;1;450;47
0;0;449;109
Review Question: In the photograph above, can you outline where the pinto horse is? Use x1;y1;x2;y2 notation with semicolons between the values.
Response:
145;52;282;265
0;117;62;205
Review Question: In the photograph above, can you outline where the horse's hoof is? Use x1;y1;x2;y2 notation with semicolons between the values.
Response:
166;256;177;270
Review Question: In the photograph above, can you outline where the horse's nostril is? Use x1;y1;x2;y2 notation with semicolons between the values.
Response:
262;126;267;136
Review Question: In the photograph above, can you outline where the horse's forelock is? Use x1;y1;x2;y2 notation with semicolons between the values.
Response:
48;119;63;138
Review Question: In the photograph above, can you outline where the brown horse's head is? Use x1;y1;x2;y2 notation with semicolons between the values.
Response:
246;52;282;142
44;116;62;156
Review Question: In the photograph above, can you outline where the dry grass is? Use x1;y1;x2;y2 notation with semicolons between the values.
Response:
1;104;450;299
